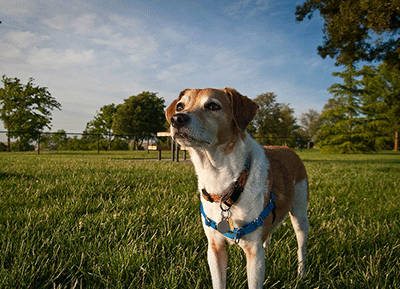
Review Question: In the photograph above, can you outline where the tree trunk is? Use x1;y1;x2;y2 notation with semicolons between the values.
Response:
108;131;112;151
7;129;10;152
394;131;399;152
133;136;137;150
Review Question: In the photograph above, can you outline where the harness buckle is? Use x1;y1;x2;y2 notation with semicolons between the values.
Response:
234;231;241;244
256;216;264;227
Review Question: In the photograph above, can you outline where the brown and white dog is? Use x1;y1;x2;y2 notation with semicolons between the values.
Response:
166;88;309;289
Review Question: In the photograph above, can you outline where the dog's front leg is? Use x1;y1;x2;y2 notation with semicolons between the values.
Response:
242;242;265;289
207;238;228;289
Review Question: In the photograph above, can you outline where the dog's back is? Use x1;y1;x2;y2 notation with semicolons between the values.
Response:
263;146;308;205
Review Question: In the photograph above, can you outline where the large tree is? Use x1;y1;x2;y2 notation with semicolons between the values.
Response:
317;65;396;152
85;104;117;150
300;109;321;149
296;0;400;67
362;63;400;151
252;92;298;146
316;66;371;153
0;76;61;151
112;91;165;150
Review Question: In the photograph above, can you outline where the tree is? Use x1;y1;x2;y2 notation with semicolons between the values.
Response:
296;0;400;68
317;65;396;153
252;92;298;146
51;129;68;150
362;63;400;151
112;91;165;150
0;76;61;151
300;109;321;149
252;92;278;142
86;104;117;150
278;103;299;146
316;66;371;153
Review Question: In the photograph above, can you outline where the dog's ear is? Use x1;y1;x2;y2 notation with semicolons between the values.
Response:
224;87;259;131
165;99;179;124
165;89;189;124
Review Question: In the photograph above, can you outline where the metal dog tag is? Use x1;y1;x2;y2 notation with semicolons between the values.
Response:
217;219;230;233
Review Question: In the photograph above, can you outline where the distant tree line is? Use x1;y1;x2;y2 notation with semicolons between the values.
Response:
1;67;398;153
84;91;165;151
0;82;167;151
247;92;312;148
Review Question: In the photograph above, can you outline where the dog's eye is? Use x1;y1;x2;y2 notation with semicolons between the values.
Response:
176;102;184;111
205;102;221;111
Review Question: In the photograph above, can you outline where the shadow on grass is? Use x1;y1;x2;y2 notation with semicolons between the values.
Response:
0;172;36;180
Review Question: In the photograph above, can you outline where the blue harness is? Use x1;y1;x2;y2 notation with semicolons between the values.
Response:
200;191;275;243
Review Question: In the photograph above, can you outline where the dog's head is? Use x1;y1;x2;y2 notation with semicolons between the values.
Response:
165;88;258;148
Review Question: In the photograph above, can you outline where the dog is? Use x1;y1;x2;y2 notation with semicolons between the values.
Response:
166;88;309;289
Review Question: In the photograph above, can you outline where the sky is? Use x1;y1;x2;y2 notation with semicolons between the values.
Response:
0;0;339;134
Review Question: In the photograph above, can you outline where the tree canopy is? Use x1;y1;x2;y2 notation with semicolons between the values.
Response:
250;92;299;146
362;63;400;151
112;91;165;149
300;109;321;149
86;104;117;135
296;0;400;67
85;104;117;150
0;75;61;151
316;64;399;152
317;66;369;153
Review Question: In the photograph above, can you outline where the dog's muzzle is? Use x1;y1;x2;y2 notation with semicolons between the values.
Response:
171;113;189;129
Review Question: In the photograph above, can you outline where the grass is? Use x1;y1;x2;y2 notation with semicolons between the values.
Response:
0;150;399;288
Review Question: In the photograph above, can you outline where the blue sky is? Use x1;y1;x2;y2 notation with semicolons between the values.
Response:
0;0;338;133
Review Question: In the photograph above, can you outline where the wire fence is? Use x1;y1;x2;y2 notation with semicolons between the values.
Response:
0;130;314;155
0;130;158;154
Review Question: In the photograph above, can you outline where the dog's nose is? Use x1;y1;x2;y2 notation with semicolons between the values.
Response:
171;113;189;128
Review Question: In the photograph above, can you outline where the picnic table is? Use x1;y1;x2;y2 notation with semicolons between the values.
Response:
148;132;188;161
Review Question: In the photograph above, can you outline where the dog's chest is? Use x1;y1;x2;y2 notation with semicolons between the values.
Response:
197;166;239;196
194;146;270;228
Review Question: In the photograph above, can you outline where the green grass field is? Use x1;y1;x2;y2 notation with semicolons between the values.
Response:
1;150;399;288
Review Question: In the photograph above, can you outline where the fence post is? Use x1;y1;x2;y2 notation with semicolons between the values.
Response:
171;140;175;162
176;144;180;162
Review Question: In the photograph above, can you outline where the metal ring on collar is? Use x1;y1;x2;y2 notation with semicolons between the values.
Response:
219;198;231;212
221;210;232;219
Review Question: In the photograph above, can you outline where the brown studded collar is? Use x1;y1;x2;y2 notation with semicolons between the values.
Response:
201;154;252;208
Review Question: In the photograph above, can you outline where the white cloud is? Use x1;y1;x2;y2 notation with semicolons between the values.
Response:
43;13;113;36
156;62;201;83
27;48;96;69
72;14;113;36
93;33;159;66
6;31;50;48
108;13;144;30
224;0;269;18
0;0;32;15
304;57;323;69
0;43;22;58
43;14;70;31
43;12;160;66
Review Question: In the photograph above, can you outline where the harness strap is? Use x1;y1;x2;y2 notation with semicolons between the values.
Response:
200;192;276;243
